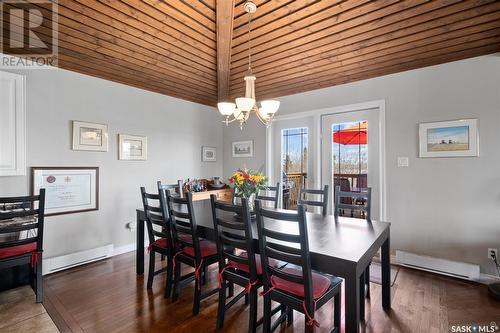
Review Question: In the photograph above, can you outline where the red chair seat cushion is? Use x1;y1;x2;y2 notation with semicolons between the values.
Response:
229;252;279;275
151;238;168;248
271;266;331;299
182;240;217;258
0;243;36;260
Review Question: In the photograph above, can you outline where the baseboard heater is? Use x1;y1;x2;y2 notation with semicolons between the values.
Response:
42;244;114;275
396;250;480;281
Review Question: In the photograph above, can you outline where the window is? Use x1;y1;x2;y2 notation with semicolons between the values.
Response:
281;127;308;208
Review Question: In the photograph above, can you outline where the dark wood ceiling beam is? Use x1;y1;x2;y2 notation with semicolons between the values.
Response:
257;44;500;99
230;13;500;91
250;38;500;98
217;0;236;100
230;3;500;82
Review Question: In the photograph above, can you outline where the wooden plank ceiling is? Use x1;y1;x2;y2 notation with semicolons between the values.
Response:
2;0;500;106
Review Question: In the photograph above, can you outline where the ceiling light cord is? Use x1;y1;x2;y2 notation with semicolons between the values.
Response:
247;10;252;73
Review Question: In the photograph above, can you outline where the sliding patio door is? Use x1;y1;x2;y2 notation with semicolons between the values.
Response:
321;108;383;219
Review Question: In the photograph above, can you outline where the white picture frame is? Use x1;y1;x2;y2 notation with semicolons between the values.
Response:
202;146;216;162
419;119;479;158
119;134;147;160
232;140;254;157
72;121;109;152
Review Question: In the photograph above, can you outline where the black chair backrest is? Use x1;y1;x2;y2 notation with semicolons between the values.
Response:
334;185;372;220
166;192;201;257
255;200;315;305
210;195;257;281
298;185;329;216
0;189;46;252
256;182;280;209
140;187;170;246
158;180;182;198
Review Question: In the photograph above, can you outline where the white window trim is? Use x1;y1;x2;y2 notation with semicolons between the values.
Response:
266;99;387;221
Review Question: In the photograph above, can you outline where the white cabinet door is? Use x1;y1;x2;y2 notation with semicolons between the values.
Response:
0;71;25;176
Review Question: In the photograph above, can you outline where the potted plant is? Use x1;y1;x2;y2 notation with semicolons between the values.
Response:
229;169;268;218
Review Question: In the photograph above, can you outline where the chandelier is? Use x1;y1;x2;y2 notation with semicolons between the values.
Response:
217;1;280;130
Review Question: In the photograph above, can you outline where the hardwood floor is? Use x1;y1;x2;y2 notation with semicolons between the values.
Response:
43;251;500;333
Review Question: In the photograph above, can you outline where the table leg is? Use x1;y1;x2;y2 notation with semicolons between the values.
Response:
381;232;391;310
136;211;144;276
345;269;360;333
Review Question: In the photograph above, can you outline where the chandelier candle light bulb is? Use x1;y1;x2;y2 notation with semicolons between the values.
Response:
217;1;279;130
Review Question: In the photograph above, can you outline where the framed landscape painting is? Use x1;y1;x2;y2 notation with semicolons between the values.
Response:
72;121;108;151
119;134;147;160
419;119;478;158
232;140;253;157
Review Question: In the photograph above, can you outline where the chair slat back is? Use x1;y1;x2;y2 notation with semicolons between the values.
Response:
255;201;314;301
210;195;257;280
334;185;371;220
0;189;45;252
166;192;201;258
140;187;169;245
298;185;329;216
256;182;280;208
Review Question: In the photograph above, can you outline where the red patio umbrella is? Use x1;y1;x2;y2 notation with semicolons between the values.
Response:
332;121;367;145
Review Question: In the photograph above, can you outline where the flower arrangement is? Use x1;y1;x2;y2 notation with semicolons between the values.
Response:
229;169;268;199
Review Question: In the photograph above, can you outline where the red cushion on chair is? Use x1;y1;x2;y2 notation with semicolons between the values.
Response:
0;243;36;260
182;240;218;258
151;238;168;248
271;266;331;299
229;252;279;275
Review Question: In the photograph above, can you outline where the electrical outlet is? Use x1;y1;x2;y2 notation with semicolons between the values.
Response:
488;248;498;260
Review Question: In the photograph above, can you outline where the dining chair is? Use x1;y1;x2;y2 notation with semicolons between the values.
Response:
211;195;280;332
255;200;342;333
334;185;371;220
257;182;280;208
140;186;174;297
298;185;329;216
167;191;219;315
334;185;372;299
157;181;182;261
0;189;45;303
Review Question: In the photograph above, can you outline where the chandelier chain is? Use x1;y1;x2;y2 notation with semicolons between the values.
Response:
247;10;252;73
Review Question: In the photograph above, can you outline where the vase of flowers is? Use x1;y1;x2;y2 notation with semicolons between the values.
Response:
229;169;268;219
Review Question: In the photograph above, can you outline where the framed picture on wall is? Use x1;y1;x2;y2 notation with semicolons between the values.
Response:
31;167;99;216
419;119;479;158
119;134;147;160
202;146;216;162
72;121;109;151
232;140;254;157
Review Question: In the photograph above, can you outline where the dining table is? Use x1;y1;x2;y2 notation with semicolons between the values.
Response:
135;200;391;333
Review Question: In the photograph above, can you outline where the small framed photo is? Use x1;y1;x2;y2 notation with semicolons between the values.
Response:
72;121;109;151
232;140;254;157
31;167;99;216
419;119;478;158
119;134;147;160
202;146;216;162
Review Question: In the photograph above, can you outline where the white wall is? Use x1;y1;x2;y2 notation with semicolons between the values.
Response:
0;66;223;258
223;54;500;275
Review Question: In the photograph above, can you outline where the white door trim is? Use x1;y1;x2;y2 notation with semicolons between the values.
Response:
266;100;387;220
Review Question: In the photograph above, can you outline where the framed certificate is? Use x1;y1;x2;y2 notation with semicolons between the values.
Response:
31;167;99;216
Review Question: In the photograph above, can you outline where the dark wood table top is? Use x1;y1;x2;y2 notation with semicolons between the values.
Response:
142;200;390;275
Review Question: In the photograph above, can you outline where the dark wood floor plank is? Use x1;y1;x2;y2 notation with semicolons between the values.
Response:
43;252;500;333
